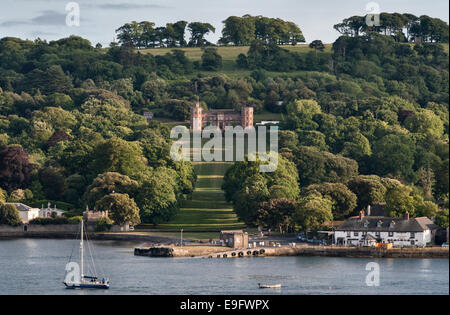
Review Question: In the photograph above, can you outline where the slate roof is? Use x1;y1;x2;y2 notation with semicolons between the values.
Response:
5;203;39;212
336;216;439;233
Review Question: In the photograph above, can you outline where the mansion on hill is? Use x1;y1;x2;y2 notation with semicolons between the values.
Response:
190;103;254;132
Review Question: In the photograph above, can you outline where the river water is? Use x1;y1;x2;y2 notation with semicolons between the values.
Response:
0;238;448;295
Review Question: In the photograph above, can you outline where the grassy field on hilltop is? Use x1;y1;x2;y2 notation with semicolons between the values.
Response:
140;44;333;79
140;44;333;60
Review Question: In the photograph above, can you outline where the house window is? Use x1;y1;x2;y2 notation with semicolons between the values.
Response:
389;232;394;237
347;232;351;237
410;233;415;239
375;232;380;237
354;232;359;237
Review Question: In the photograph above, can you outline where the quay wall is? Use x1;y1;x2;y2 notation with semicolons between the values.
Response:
0;225;175;243
135;245;449;259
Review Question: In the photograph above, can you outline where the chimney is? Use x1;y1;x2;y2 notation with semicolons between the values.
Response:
359;210;365;220
404;211;410;221
367;205;371;216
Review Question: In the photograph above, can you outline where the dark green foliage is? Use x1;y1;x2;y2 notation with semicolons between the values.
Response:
95;216;114;232
0;146;34;192
0;203;22;226
334;13;448;43
220;15;304;46
95;193;141;226
222;155;299;225
201;48;222;71
29;217;69;225
291;146;358;187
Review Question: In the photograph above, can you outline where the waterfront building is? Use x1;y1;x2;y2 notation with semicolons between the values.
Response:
335;208;439;247
220;230;249;249
83;206;109;222
190;103;254;132
4;203;40;223
40;202;66;218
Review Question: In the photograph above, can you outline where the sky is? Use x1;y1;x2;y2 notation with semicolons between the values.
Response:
0;0;448;46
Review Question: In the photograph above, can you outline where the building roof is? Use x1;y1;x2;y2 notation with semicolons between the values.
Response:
364;234;378;241
336;216;439;233
5;203;39;212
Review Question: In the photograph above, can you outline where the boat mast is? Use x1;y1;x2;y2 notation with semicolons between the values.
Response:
80;220;84;280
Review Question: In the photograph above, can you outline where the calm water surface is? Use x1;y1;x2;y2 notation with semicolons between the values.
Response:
0;238;448;295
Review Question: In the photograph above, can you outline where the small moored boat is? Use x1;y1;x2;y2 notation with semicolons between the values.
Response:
258;283;282;289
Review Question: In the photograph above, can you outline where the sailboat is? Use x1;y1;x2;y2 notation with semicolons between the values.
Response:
63;220;110;289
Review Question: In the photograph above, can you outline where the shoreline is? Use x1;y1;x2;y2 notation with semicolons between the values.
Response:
135;245;449;259
2;231;448;259
0;231;178;244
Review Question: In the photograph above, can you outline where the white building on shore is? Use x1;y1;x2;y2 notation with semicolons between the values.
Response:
5;203;40;223
335;209;439;247
40;202;66;218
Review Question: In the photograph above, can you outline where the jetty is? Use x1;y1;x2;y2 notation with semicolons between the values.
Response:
134;244;449;259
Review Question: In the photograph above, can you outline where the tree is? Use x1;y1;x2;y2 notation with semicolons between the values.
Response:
385;186;416;217
201;48;222;71
435;210;449;228
233;174;270;225
292;146;358;187
173;21;188;46
0;188;6;203
309;40;325;51
347;176;388;211
417;167;436;200
84;172;139;208
295;192;333;231
306;183;357;219
137;167;179;224
371;134;416;181
223;154;299;203
404;109;444;138
88;138;147;180
220;16;256;46
188;22;215;47
22;65;73;94
255;198;297;233
0;203;22;226
415;200;438;218
115;21;142;48
0;146;34;192
38;167;66;200
95;193;140;226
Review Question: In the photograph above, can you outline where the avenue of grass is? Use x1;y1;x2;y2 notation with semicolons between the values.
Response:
138;162;246;233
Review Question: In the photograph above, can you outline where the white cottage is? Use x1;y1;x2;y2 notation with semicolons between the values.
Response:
335;211;438;248
40;202;66;218
5;203;40;223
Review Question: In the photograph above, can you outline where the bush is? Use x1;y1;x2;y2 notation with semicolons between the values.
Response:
0;203;22;226
95;217;114;232
29;217;69;225
201;48;222;71
67;216;83;224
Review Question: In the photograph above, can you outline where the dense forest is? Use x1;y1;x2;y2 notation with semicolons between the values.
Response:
0;12;448;231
